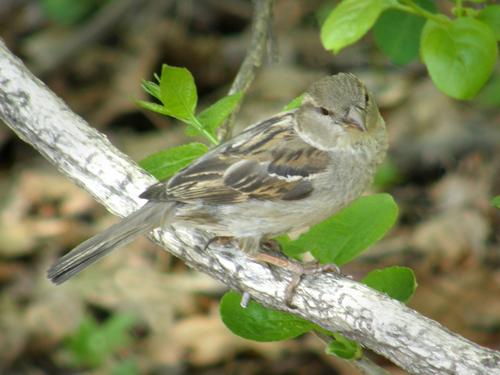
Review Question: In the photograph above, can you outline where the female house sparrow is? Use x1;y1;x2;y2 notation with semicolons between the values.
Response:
48;73;388;284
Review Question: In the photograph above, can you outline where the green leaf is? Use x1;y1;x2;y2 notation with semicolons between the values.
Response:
139;142;208;180
136;100;172;116
139;65;219;145
159;64;198;121
184;124;204;138
220;291;315;342
280;194;398;265
492;195;500;208
362;266;417;303
477;5;500;40
276;235;307;259
141;80;161;101
475;70;500;108
373;0;436;65
325;333;362;359
182;118;220;145
283;94;304;111
421;17;498;100
197;92;243;137
321;0;394;53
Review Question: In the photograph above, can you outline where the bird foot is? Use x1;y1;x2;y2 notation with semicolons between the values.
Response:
207;237;340;308
203;236;233;251
251;252;340;308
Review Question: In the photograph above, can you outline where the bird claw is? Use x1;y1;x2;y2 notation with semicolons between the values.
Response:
240;291;251;308
285;261;340;308
209;238;341;309
250;251;340;308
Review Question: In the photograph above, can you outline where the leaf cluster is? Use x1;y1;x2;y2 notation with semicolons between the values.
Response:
138;65;241;180
321;0;500;100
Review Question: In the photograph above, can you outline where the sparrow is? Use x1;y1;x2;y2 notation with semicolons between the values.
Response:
47;73;388;286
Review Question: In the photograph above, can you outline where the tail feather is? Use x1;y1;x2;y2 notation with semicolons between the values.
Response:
47;202;167;284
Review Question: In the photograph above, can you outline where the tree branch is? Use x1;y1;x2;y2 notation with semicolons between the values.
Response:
220;0;274;141
1;40;499;375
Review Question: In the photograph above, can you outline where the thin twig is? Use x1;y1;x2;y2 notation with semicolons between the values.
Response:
220;0;275;141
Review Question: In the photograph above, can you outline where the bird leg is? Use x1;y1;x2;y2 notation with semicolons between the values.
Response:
251;252;339;307
205;237;340;307
238;237;340;308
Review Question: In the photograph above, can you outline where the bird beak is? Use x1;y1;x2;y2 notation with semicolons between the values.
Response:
344;107;367;132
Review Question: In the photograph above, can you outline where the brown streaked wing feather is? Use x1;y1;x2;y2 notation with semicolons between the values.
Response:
139;153;241;203
141;113;330;204
267;143;330;179
222;159;315;201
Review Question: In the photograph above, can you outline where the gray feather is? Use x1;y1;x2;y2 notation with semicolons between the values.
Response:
47;202;168;284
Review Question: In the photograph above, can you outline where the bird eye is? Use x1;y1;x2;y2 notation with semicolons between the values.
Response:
364;93;370;104
319;107;330;116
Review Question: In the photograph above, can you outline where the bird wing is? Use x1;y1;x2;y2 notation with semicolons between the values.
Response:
140;113;330;204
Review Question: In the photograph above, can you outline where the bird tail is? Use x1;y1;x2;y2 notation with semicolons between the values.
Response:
47;202;168;285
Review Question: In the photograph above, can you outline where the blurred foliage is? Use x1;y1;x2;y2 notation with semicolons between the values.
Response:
63;313;137;370
40;0;106;25
492;195;500;208
373;159;403;190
